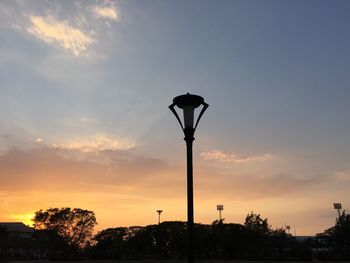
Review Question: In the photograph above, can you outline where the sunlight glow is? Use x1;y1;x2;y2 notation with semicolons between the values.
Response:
8;213;34;227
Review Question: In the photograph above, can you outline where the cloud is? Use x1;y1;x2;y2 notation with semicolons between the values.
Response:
91;5;119;21
1;1;121;57
196;166;320;200
200;150;272;163
0;145;321;201
27;15;94;56
332;170;350;181
0;146;183;196
35;138;43;143
80;117;89;123
55;134;135;153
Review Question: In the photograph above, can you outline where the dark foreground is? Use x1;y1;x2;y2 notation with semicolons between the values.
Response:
4;260;350;263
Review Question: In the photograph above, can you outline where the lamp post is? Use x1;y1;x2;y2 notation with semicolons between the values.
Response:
217;205;224;221
169;93;208;263
157;210;163;224
333;203;342;219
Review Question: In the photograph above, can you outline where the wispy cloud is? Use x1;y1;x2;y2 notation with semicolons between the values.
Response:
197;171;319;200
79;117;89;123
91;5;119;21
200;149;272;163
332;170;350;181
55;134;135;152
27;15;94;56
0;146;319;201
35;138;43;143
1;1;121;56
0;146;182;195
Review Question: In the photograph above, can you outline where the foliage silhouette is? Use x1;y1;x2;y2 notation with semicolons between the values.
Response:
89;213;309;260
316;210;350;260
33;207;97;249
91;227;127;259
5;209;349;260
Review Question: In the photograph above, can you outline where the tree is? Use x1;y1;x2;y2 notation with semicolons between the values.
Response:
92;227;127;259
243;212;272;258
33;207;97;248
244;212;271;236
317;211;350;259
209;221;246;259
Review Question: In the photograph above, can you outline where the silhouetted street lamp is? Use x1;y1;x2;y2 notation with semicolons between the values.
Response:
169;93;208;263
217;205;224;221
157;210;163;224
334;203;342;218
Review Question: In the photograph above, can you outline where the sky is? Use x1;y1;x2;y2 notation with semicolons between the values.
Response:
0;0;350;236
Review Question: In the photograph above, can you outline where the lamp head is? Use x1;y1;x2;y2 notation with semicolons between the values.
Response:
334;203;342;209
169;93;208;139
217;205;224;211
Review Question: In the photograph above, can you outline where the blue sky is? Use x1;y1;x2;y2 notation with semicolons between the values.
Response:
0;0;350;235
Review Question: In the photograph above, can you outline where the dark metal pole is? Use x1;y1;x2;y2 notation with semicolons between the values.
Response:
169;94;208;263
185;128;194;263
157;210;162;224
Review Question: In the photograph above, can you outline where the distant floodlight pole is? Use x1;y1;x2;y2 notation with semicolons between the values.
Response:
333;203;342;219
285;225;291;235
169;93;208;263
217;205;224;221
157;210;163;224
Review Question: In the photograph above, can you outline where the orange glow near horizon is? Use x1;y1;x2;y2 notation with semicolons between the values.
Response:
0;186;342;235
0;141;347;236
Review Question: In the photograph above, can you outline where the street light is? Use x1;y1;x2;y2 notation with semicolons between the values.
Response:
169;93;208;263
333;203;342;218
217;205;224;221
157;210;163;224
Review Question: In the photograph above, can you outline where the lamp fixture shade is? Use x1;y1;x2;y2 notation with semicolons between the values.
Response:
183;105;195;128
169;93;208;133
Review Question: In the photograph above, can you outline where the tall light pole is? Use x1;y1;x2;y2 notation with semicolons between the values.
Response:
157;210;163;224
169;93;208;263
285;225;291;235
217;205;224;221
333;203;342;219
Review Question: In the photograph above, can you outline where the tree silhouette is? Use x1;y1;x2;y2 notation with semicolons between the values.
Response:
92;227;127;259
244;212;271;236
243;212;272;258
33;207;97;249
317;211;350;259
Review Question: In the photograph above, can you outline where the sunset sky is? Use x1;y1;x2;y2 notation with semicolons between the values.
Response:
1;0;350;236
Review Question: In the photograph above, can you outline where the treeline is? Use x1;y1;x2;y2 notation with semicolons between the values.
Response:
1;207;350;260
89;218;310;260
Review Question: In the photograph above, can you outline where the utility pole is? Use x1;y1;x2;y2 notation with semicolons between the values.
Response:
157;210;163;224
333;203;342;219
217;205;223;221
